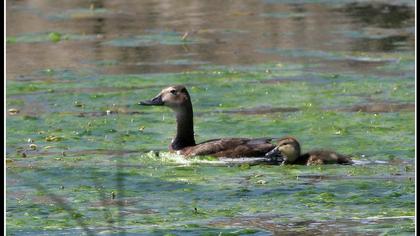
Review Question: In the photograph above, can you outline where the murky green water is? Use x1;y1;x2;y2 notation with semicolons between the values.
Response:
6;0;415;235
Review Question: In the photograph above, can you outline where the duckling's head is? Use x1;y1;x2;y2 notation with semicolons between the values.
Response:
140;85;192;110
265;136;301;163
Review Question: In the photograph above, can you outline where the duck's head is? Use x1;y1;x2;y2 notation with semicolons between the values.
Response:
265;136;301;163
139;85;192;110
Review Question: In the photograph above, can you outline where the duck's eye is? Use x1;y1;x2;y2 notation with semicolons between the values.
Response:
170;90;177;95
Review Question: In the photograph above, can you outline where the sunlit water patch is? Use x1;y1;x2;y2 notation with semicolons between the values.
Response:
103;31;205;47
6;32;98;44
47;8;115;21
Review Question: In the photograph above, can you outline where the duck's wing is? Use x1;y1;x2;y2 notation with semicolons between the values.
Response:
183;138;275;158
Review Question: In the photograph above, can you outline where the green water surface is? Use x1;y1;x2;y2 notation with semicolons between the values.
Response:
6;0;415;235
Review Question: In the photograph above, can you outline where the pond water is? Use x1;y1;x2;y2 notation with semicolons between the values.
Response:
6;0;415;235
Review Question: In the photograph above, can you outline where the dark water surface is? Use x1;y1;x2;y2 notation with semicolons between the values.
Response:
6;0;415;235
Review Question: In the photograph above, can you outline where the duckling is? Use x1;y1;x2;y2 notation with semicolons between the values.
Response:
140;85;276;158
265;137;353;165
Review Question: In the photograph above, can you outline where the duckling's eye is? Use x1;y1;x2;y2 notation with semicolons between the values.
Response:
170;90;177;95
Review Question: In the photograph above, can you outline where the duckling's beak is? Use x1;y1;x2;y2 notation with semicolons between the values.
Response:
139;94;164;106
265;147;284;162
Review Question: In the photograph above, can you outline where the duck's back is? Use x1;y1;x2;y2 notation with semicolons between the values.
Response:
298;150;353;165
181;138;275;158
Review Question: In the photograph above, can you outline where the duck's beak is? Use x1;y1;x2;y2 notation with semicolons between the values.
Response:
139;94;164;106
265;147;284;162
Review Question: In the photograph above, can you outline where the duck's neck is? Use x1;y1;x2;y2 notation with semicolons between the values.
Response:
171;104;196;150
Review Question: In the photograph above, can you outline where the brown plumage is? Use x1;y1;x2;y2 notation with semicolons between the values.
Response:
140;85;276;158
265;136;353;165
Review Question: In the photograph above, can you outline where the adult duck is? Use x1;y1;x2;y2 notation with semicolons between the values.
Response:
265;136;353;165
139;85;276;158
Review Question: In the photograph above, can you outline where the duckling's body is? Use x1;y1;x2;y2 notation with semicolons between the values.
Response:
265;137;353;165
140;85;276;158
